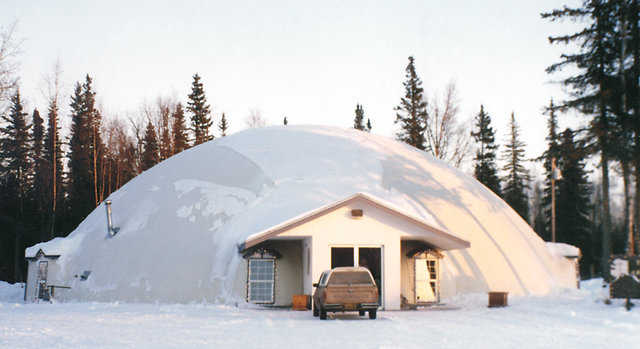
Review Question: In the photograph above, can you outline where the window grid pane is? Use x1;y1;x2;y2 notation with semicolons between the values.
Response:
248;259;275;303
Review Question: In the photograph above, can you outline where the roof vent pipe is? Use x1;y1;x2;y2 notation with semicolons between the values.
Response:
105;200;120;237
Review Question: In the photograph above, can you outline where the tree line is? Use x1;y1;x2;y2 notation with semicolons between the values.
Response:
0;65;219;282
390;48;627;278
386;0;638;279
2;0;636;283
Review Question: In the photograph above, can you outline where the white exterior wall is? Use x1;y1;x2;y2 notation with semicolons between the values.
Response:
276;197;440;310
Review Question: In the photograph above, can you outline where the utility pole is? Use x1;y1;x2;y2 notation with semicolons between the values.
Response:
551;157;557;243
629;200;635;256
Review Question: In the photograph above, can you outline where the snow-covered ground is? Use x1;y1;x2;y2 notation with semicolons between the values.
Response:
1;279;638;349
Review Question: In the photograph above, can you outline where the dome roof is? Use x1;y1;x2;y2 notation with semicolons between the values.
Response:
28;126;575;302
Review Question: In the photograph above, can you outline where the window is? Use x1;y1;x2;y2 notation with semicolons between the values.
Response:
248;258;275;303
328;271;374;285
427;259;438;295
319;272;329;286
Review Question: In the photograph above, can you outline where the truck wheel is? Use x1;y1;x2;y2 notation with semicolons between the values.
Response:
313;301;319;317
359;310;365;316
369;310;377;319
320;308;327;320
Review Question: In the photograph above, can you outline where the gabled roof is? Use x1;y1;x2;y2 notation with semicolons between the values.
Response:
241;192;470;251
25;249;61;261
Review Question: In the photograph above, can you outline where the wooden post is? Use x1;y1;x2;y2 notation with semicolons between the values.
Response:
551;157;557;243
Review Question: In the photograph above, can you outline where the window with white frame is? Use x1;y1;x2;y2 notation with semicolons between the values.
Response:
248;258;275;303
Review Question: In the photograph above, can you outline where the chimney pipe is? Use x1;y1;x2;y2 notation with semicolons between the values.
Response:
105;200;120;236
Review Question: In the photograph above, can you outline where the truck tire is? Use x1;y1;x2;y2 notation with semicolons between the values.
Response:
359;310;365;316
369;310;377;319
313;301;319;317
320;308;327;320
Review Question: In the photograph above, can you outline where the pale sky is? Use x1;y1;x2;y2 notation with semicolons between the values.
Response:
4;0;585;175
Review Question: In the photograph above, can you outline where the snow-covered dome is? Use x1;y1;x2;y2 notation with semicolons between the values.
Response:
28;126;576;303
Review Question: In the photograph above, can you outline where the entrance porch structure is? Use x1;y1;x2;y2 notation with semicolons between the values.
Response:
239;193;470;310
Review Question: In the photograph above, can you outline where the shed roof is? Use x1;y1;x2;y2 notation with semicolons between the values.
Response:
241;192;470;251
25;249;61;261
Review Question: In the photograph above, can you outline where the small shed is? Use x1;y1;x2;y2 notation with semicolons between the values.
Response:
546;242;581;288
24;249;61;302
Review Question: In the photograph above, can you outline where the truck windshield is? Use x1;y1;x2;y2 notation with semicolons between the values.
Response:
328;271;373;285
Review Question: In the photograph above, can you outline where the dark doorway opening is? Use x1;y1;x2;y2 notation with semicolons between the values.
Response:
331;247;354;268
358;247;382;304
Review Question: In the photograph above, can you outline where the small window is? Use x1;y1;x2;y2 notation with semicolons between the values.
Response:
248;258;275;303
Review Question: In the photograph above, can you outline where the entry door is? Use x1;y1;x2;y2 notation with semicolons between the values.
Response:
330;246;383;306
359;247;382;305
415;258;438;303
37;261;49;300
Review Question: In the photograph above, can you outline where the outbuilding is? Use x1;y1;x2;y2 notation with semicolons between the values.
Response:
24;249;61;302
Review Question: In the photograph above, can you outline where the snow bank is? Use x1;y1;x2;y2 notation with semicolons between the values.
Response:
26;126;577;303
0;281;23;303
1;279;638;349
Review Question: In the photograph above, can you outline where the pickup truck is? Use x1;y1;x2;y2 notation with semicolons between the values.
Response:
312;267;379;320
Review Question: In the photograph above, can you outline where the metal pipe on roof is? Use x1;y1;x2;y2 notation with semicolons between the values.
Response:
105;200;120;237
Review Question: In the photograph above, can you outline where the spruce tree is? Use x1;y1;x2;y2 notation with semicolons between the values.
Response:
219;112;229;137
354;104;365;131
141;120;160;171
43;97;64;238
29;108;48;239
171;103;189;154
542;0;617;277
471;105;501;196
556;128;593;276
159;104;172;160
68;78;97;227
629;0;640;254
283;116;288;125
0;89;31;220
395;56;428;150
0;90;30;282
187;74;212;145
366;118;372;132
501;112;530;221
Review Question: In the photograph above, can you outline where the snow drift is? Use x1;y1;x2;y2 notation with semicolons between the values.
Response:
26;126;576;303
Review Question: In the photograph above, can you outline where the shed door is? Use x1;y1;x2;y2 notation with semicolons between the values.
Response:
37;261;49;300
415;259;436;303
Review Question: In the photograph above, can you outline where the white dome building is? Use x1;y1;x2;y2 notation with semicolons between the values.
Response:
25;126;577;309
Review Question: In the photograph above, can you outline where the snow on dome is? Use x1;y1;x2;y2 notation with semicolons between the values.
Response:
28;126;577;303
546;242;581;258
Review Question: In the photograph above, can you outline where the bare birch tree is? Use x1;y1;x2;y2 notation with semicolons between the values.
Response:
127;112;145;173
424;81;471;168
245;108;267;128
0;21;22;110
